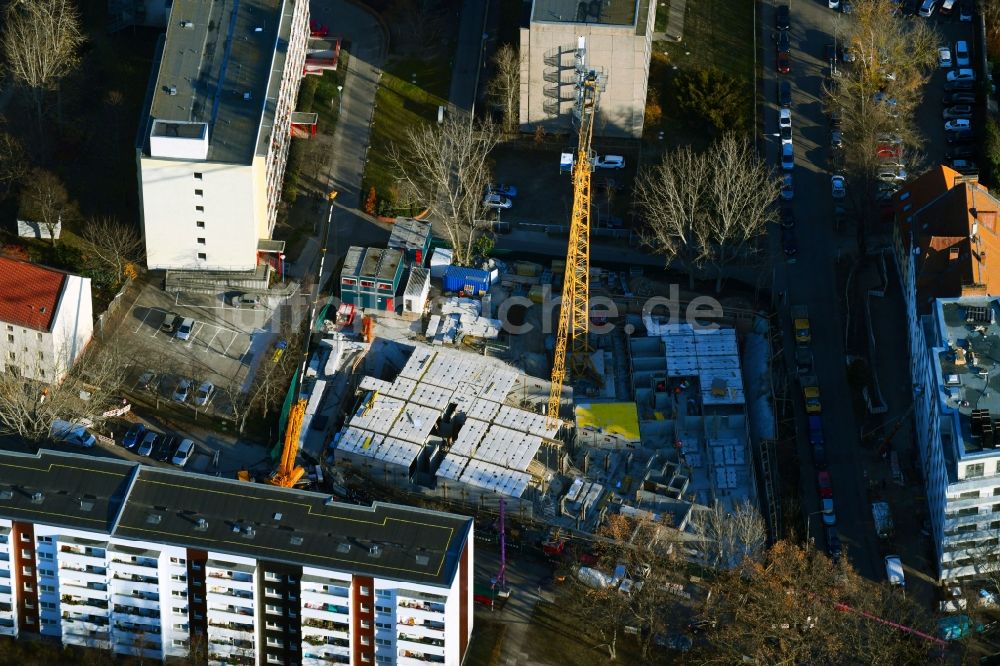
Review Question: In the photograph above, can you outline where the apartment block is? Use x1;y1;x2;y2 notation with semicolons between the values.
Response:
0;449;473;665
137;0;309;271
0;256;94;383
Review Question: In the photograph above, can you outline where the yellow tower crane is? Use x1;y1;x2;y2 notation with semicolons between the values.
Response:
547;72;600;430
269;398;307;487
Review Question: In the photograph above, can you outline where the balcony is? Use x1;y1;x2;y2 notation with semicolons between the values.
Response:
302;617;350;634
111;560;160;579
208;651;255;666
398;617;446;636
397;650;446;665
62;596;110;615
59;547;106;568
113;603;160;621
302;602;349;622
113;621;162;638
397;632;445;649
208;605;254;625
397;599;445;615
208;585;254;601
208;620;254;634
302;653;350;665
112;592;160;611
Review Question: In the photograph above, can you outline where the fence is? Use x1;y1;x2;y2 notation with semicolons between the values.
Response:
96;278;136;340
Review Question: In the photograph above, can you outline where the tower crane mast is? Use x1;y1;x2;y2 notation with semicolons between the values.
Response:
547;66;600;430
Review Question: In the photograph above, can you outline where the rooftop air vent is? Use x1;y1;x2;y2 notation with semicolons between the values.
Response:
243;92;252;102
168;86;178;96
369;544;381;557
243;526;255;538
324;496;336;506
181;20;194;28
195;518;208;531
79;499;95;512
31;492;44;504
336;543;351;554
0;489;12;500
290;536;303;546
253;26;263;32
146;513;162;525
273;512;283;521
232;523;242;533
415;554;430;566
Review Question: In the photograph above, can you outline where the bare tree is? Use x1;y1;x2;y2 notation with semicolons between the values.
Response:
486;44;522;134
386;0;448;58
691;499;768;569
0;342;131;443
825;0;938;230
18;168;77;246
0;0;85;127
81;216;144;286
695;540;936;665
635;134;778;291
0;129;28;197
389;115;501;266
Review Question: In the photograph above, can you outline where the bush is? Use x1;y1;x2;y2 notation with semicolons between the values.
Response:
364;187;377;215
986;117;1000;186
283;140;307;203
672;67;750;136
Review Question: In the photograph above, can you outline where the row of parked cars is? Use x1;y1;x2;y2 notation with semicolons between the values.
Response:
122;422;196;467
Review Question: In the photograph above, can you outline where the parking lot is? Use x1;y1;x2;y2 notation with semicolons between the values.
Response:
490;142;640;232
113;281;301;419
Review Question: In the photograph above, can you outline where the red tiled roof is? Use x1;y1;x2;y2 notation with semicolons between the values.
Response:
0;256;67;332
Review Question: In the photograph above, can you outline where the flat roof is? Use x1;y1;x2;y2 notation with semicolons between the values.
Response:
0;450;471;587
359;248;403;282
575;402;641;442
933;298;1000;458
388;218;432;253
147;0;291;163
531;0;638;25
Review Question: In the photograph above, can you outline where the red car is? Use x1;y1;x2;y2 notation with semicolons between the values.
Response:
817;471;833;498
777;52;791;75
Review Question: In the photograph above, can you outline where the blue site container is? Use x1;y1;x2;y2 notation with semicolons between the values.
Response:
443;266;490;294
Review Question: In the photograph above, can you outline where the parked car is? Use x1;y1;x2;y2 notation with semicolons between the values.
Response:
825;526;842;560
941;0;957;14
231;293;262;308
942;92;976;105
51;420;97;448
946;145;977;159
781;173;794;200
154;435;177;462
947;69;976;82
829;0;840;8
878;169;907;182
946;119;972;132
781;226;797;261
950;159;979;175
777;30;790;54
160;311;179;334
171;439;196;467
939;46;953;68
174;379;192;403
482;193;513;209
593;154;625;169
947;130;976;144
779;206;795;229
779;80;792;107
960;1;973;21
831;129;843;149
955;40;970;67
781;143;795;171
137;431;158;457
813;443;828;469
776;3;790;29
777;51;791;75
781;126;792;144
822;497;837;526
194;381;215;407
918;0;936;17
122;423;147;450
945;78;975;92
943;105;974;120
176;317;195;341
831;175;846;199
817;470;833;498
137;370;157;391
779;107;792;130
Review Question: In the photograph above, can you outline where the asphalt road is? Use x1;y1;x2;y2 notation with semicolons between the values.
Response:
762;0;881;581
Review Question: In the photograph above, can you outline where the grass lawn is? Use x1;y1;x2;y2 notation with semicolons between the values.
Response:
465;618;505;666
363;55;451;213
648;0;756;147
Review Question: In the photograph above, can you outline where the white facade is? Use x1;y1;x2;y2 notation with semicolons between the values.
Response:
0;272;93;384
138;0;309;271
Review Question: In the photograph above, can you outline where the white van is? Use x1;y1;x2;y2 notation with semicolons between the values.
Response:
918;0;936;17
171;438;196;467
885;555;905;588
593;155;625;169
50;420;96;448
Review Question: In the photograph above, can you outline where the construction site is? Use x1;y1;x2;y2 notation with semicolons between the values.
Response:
252;39;782;563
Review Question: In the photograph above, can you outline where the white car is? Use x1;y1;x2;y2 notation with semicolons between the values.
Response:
918;0;935;17
482;193;512;210
50;420;96;448
171;439;196;467
939;46;953;68
779;107;791;130
829;0;839;8
175;317;195;341
174;379;192;403
593;154;625;169
945;118;972;132
955;41;970;67
137;431;158;457
947;69;976;82
194;381;215;407
831;175;846;199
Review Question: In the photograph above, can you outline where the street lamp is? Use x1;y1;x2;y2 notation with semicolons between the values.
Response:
337;85;344;117
805;510;825;547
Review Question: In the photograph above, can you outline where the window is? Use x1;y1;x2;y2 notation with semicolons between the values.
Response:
958;507;979;517
8;352;14;361
194;172;203;180
197;238;206;245
342;278;357;286
192;562;202;570
361;619;371;629
172;606;186;615
360;280;375;288
375;638;392;646
36;351;42;361
20;549;31;559
169;557;186;565
265;572;280;582
266;621;280;630
172;640;187;648
38;536;52;543
21;565;33;576
19;533;28;542
39;567;54;577
5;325;11;332
171;574;186;582
40;601;56;610
6;335;12;343
23;582;33;592
197;253;207;260
194;189;204;197
265;586;280;597
196;221;205;228
376;621;391;629
24;616;33;625
375;605;391;613
361;653;371;663
193;594;203;603
38;552;52;560
196;205;204;212
171;590;186;598
266;604;280;615
360;586;371;596
968;463;986;479
40;584;55;593
960;491;980;498
361;635;371;646
377;283;392;291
